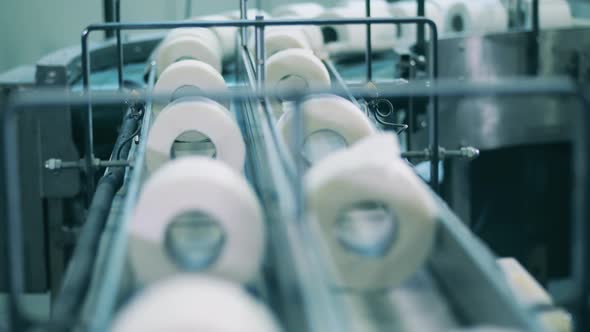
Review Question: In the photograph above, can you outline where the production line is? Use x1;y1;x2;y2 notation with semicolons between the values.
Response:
1;0;589;331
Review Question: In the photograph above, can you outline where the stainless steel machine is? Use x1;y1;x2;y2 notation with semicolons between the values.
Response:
1;0;589;331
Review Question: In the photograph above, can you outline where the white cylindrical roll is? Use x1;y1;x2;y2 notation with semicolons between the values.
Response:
155;30;222;76
129;157;264;285
277;94;375;163
317;0;397;55
266;28;311;56
153;59;229;113
163;27;221;55
111;276;281;332
306;133;437;290
389;0;444;49
194;15;238;63
145;98;245;173
436;0;507;35
274;17;325;54
524;0;572;29
272;3;325;18
266;49;331;118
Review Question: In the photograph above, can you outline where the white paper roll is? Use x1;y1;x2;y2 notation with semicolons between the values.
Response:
129;157;264;285
305;133;437;290
145;98;245;173
272;3;325;18
194;15;238;63
436;0;507;35
266;49;331;118
153;59;229;113
249;27;312;58
277;94;375;163
389;0;444;49
155;29;222;76
111;276;281;332
164;27;221;55
273;17;325;54
317;0;397;55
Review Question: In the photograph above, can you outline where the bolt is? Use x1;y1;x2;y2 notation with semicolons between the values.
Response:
45;158;62;171
460;146;480;160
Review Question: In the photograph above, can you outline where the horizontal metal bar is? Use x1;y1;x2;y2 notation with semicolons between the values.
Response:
84;17;438;32
10;77;577;107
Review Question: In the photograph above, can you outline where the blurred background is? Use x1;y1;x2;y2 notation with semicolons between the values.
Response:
0;0;346;72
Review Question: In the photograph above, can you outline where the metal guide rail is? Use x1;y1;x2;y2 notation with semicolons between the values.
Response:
2;1;589;332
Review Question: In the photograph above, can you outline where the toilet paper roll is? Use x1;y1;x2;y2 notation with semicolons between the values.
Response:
306;133;436;290
129;157;263;285
153;59;229;114
272;17;325;53
277;94;375;163
436;0;507;35
195;15;238;63
389;0;444;49
317;0;397;55
156;32;222;76
524;0;572;29
111;276;281;332
272;3;325;18
266;49;331;118
145;98;245;173
249;27;312;58
164;27;221;55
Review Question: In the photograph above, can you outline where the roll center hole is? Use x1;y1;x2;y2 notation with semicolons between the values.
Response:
171;85;203;102
334;202;397;258
174;55;197;64
165;210;225;271
321;26;339;43
301;129;347;166
451;15;464;32
276;75;309;102
170;130;217;159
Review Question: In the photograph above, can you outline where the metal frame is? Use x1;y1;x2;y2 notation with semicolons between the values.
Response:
5;0;587;330
3;77;589;331
79;16;440;194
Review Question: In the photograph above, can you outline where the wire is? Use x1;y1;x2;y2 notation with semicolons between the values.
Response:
115;105;144;160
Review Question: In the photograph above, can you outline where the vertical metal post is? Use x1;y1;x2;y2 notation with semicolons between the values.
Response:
2;108;28;332
428;20;439;193
528;0;539;75
103;0;115;38
240;0;248;47
293;97;305;223
365;0;373;82
81;31;96;201
417;0;426;52
115;2;124;89
406;61;416;150
254;16;266;93
572;89;590;332
185;0;192;19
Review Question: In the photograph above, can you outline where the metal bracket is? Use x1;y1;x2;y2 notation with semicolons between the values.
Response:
44;158;133;172
402;146;480;161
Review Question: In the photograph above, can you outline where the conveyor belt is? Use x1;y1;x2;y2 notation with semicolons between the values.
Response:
70;44;545;331
4;6;589;331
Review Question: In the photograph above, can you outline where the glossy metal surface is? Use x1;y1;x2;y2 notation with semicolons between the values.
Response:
413;27;590;151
